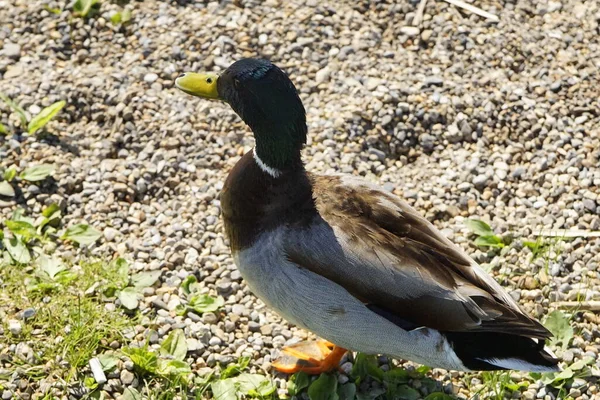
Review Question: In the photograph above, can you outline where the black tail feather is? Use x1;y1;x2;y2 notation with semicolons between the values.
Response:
444;331;560;372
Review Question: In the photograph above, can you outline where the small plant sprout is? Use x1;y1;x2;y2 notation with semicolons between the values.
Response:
0;93;65;135
464;219;507;248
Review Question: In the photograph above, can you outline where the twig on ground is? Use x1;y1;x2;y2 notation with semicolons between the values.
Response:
533;230;600;238
554;301;600;312
441;0;500;22
413;0;428;27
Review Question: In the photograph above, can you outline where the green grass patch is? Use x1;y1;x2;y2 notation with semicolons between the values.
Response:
0;258;133;384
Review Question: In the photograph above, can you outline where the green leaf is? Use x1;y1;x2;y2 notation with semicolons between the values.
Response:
160;329;187;361
28;101;65;134
0;181;15;197
288;371;311;396
181;274;200;296
3;166;17;182
188;294;224;314
384;368;409;384
62;224;102;245
464;219;495;236
37;253;66;279
395;386;420;400
211;379;238;400
122;387;143;400
97;354;119;372
42;203;60;218
570;357;594;371
221;356;250;379
6;220;38;241
0;93;28;127
43;5;62;14
20;164;55;182
352;353;383;382
235;373;276;397
121;8;132;22
544;310;573;351
157;359;192;377
119;287;140;310
424;393;454;400
73;0;99;17
413;365;432;377
4;237;31;264
37;204;61;232
308;373;338;400
122;346;158;374
131;270;161;289
0;121;6;135
337;383;356;400
474;235;505;248
110;12;121;24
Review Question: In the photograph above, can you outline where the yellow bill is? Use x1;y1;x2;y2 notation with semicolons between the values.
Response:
175;72;220;99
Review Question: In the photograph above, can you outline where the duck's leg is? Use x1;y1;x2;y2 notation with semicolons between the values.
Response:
272;340;347;374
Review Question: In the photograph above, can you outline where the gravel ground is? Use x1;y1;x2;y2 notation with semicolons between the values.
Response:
1;0;600;398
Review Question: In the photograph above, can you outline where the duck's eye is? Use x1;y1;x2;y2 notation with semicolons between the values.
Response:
206;78;213;84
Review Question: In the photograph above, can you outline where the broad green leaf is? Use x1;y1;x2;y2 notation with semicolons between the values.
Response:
20;164;55;182
0;121;6;135
211;379;238;400
337;383;356;400
384;368;409;384
62;224;102;245
352;353;383;382
122;387;143;400
73;0;98;17
160;329;187;361
6;220;38;240
11;208;35;225
4;237;31;264
424;393;454;400
288;371;310;396
221;356;251;379
37;253;66;279
119;287;140;310
474;235;505;248
544;310;573;351
3;166;16;182
28;101;66;134
570;357;594;371
122;346;158;374
0;93;28;127
308;373;338;400
157;359;192;377
236;373;276;397
464;219;495;236
394;386;419;400
0;181;15;197
188;294;224;314
98;354;119;372
131;270;161;288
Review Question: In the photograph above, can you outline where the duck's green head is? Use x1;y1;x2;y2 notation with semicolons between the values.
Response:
176;58;307;171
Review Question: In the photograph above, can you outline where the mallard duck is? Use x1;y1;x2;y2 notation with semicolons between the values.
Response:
175;58;559;374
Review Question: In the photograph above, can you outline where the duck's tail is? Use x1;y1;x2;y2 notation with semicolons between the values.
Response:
444;331;560;372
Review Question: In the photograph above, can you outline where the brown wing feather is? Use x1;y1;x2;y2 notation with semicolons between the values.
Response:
286;174;551;339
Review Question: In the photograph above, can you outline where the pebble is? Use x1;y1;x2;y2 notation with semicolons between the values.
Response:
8;320;21;335
144;73;159;83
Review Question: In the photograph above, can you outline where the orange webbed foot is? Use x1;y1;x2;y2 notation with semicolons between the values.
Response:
272;340;347;375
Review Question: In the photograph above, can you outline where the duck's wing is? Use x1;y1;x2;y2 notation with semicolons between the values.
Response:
285;174;551;339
